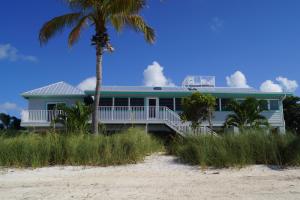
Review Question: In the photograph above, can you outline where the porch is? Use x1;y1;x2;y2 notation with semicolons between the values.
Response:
21;106;215;135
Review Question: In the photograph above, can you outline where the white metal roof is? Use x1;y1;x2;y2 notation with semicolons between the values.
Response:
22;82;85;97
99;86;259;93
22;82;288;99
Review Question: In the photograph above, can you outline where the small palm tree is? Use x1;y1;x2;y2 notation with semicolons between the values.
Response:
54;102;92;134
39;0;155;134
181;92;216;133
224;97;269;130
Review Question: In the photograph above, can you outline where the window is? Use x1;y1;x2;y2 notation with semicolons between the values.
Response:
221;98;232;111
115;98;129;107
130;98;144;107
175;98;182;111
260;100;269;111
215;98;220;111
270;100;279;110
47;103;65;110
99;98;112;106
159;98;174;110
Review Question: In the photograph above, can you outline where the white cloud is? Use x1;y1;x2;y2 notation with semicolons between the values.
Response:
260;80;283;92
0;43;37;62
143;61;175;87
0;102;23;118
210;17;224;32
259;77;298;92
276;76;298;92
0;102;18;110
226;71;250;88
77;77;96;91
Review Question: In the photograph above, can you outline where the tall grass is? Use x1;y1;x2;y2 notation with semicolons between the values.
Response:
0;128;163;167
169;130;300;168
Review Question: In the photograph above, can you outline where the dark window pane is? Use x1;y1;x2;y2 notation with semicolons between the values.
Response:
215;98;220;111
148;99;156;106
130;98;144;107
47;104;56;110
260;100;269;111
270;100;279;110
47;103;65;110
221;99;232;111
159;98;174;110
99;98;112;106
175;98;182;111
115;98;128;107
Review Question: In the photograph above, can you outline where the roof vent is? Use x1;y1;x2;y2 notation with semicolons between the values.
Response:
153;87;162;90
182;76;215;88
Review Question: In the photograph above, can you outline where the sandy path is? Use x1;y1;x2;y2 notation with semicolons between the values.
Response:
0;154;300;200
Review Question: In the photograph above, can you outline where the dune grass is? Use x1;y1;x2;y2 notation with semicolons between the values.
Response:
169;129;300;168
0;128;163;168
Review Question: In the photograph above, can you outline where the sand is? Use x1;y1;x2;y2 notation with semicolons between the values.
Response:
0;154;300;200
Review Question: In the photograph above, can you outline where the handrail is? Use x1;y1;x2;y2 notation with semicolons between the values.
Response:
22;107;218;136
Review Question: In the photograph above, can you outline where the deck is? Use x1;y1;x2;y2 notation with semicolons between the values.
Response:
21;106;284;135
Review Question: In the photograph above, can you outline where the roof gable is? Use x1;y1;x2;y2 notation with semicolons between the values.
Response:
22;82;85;98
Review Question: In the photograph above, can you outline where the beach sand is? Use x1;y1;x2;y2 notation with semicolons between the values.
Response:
1;154;300;200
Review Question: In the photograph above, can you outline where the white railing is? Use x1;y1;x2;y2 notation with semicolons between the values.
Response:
97;106;174;122
22;107;217;136
96;106;215;135
21;110;63;122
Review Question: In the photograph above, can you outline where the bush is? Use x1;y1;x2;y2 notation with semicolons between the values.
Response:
0;128;163;167
168;130;300;168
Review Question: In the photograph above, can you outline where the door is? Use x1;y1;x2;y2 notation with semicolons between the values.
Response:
46;103;65;121
148;98;157;119
47;103;57;121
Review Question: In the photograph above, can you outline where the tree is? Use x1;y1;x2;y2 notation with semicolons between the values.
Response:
0;113;22;130
0;113;11;129
39;0;155;134
54;101;92;133
9;117;21;130
181;92;216;133
224;97;269;130
283;96;300;135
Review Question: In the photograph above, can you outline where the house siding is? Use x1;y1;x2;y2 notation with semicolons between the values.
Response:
28;97;84;110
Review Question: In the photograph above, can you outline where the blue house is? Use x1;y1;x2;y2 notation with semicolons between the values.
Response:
21;76;290;135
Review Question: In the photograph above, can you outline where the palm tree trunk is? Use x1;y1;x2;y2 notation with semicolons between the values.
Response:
92;44;103;134
208;108;213;131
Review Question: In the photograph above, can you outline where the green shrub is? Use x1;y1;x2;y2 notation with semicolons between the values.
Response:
169;130;300;167
0;128;163;167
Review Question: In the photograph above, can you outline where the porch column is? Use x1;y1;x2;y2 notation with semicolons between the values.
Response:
112;97;115;120
173;98;176;111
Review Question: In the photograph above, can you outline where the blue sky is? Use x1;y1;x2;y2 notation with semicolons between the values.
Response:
0;0;299;116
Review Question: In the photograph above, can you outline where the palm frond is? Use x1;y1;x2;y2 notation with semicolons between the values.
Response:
104;0;146;15
68;15;90;46
39;13;82;45
62;0;95;11
110;14;155;43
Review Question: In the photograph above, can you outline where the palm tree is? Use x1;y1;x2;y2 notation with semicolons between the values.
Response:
54;101;92;133
39;0;155;134
224;97;269;130
181;92;216;133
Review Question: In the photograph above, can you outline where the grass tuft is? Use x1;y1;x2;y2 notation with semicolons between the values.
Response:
0;128;163;167
168;129;300;168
